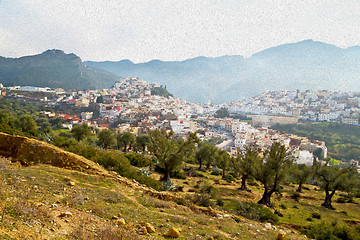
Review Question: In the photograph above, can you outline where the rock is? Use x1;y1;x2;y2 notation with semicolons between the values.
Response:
116;218;126;226
166;227;180;238
68;181;76;186
35;202;44;207
276;232;286;240
145;223;156;233
58;212;72;217
137;226;147;235
264;223;272;229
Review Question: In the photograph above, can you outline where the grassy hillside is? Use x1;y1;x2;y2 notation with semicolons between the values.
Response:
0;133;359;239
272;123;360;161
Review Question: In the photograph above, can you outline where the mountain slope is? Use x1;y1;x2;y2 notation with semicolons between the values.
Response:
86;40;360;103
0;50;119;90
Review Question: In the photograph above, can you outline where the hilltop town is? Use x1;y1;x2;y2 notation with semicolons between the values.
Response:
3;78;358;168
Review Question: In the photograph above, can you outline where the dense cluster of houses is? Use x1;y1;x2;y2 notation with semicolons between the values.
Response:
225;90;360;126
1;79;358;167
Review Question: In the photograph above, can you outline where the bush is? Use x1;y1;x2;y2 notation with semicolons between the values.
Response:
302;221;360;240
124;152;153;167
65;144;160;190
172;169;187;179
222;174;235;183
291;192;301;201
311;212;321;219
280;203;287;209
274;209;283;217
336;197;347;203
191;181;218;207
247;181;259;187
235;201;279;224
217;198;224;206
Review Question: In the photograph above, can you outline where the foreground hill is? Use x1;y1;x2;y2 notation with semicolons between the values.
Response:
0;50;119;90
0;132;310;239
86;40;360;103
1;132;359;239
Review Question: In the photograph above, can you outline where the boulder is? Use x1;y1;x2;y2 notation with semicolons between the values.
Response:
116;218;126;226
264;223;272;229
166;227;180;238
137;226;147;235
68;181;76;186
276;232;286;240
145;223;156;233
58;212;72;217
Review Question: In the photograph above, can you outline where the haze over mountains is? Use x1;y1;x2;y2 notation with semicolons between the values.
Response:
1;40;359;103
86;40;360;103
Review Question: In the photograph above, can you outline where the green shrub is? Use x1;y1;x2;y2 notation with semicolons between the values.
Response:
217;198;224;206
274;209;283;217
234;201;279;224
302;221;360;240
280;203;287;209
247;181;259;187
336;197;347;203
191;181;218;207
311;212;321;219
65;144;160;190
291;192;301;201
222;174;235;183
172;169;187;179
124;152;153;167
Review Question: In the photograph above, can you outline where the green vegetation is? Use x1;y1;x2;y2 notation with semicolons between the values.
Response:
150;86;173;98
195;142;217;169
214;107;230;118
254;142;293;206
315;159;357;209
63;143;161;190
0;49;118;90
272;123;360;161
147;129;198;181
231;147;259;190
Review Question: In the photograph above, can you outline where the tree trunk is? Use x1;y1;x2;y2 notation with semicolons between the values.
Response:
258;186;273;206
198;159;203;170
240;175;248;190
163;164;171;182
123;144;127;152
222;169;226;177
322;189;336;209
206;162;211;169
296;182;303;193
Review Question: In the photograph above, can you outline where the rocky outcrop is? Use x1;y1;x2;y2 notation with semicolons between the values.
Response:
0;132;107;175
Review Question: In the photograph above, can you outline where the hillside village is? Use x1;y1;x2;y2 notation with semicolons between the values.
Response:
225;90;360;125
1;79;360;240
1;78;356;169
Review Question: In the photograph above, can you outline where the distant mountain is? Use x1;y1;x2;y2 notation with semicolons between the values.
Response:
85;40;360;103
0;50;119;90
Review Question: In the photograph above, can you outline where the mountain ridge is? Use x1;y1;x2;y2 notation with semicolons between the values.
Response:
0;49;119;90
85;39;360;103
1;40;359;103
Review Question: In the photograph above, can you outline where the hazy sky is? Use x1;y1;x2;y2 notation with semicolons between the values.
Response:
0;0;359;62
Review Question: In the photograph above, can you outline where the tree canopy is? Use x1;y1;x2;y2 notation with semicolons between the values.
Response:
147;129;198;181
